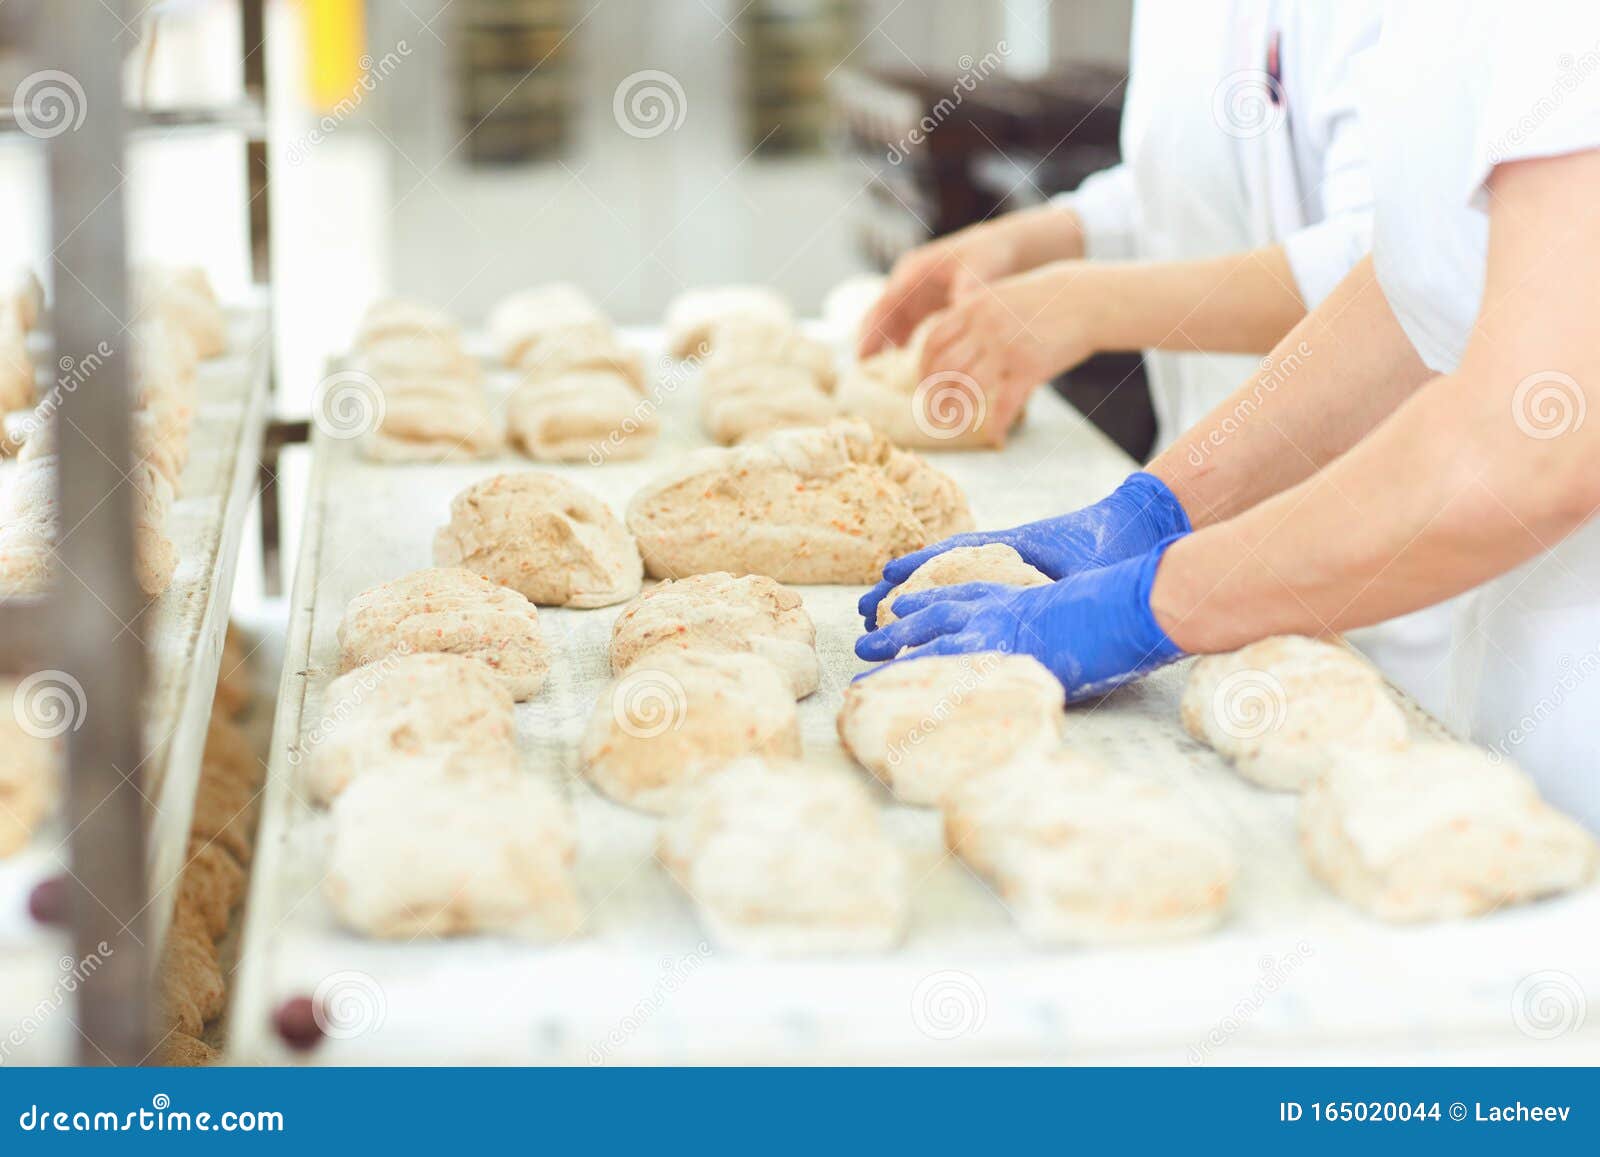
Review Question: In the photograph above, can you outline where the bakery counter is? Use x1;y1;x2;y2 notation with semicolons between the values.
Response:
230;327;1600;1065
0;302;270;1065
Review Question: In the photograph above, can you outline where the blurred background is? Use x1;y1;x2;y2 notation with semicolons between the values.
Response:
0;0;1144;602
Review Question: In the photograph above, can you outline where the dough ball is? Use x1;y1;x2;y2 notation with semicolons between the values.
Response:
161;909;225;1023
0;324;34;413
1180;635;1408;791
354;298;462;350
610;572;819;698
1300;742;1598;922
516;328;647;390
838;652;1064;805
336;566;549;700
703;319;836;392
489;284;611;366
658;758;908;954
835;322;1018;448
138;265;227;359
357;336;481;384
159;1032;219;1066
580;650;801;814
305;652;519;804
176;838;248;938
324;762;582;940
626;419;973;584
434;472;642;608
945;750;1237;944
876;543;1052;627
0;519;54;597
698;363;836;445
361;377;502;463
507;369;658;463
0;683;56;856
663;285;792;360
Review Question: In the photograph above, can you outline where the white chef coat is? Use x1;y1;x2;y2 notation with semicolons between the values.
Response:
1059;0;1380;449
1366;1;1600;829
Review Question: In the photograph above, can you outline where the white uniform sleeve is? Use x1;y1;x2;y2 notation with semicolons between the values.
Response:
1051;162;1141;261
1471;8;1600;206
1278;6;1382;308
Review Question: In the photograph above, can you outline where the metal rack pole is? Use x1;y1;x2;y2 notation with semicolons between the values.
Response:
43;0;151;1066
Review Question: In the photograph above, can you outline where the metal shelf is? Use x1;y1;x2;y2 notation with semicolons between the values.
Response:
0;303;271;1066
0;99;267;142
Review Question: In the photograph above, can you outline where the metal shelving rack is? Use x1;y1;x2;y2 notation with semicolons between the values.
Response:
0;0;275;1066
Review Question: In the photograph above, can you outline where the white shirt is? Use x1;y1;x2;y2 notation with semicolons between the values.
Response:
1060;0;1381;447
1366;1;1600;828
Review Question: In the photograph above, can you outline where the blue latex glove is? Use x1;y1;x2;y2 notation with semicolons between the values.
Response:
854;536;1188;702
858;471;1190;629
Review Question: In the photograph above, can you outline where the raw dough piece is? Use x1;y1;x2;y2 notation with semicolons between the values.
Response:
580;650;801;813
0;681;56;856
702;319;837;392
161;910;225;1025
875;543;1052;626
489;284;611;366
1301;742;1598;922
361;375;502;463
699;362;837;444
0;320;33;412
838;653;1064;805
354;298;462;350
160;1033;219;1066
836;321;1019;448
516;327;647;389
138;265;227;359
1180;635;1408;791
626;419;973;583
18;408;188;492
305;652;519;804
610;572;819;698
324;763;581;940
507;369;658;462
336;566;549;700
945;750;1238;944
659;758;908;954
664;285;792;359
434;472;642;607
4;267;43;333
191;752;260;865
357;335;481;383
176;839;248;938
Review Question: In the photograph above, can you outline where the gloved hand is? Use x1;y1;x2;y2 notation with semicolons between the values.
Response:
854;537;1188;702
858;471;1190;629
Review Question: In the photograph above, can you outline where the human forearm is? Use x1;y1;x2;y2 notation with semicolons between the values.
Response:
1146;257;1431;528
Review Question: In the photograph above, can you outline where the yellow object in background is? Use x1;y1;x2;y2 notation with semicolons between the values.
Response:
302;0;366;112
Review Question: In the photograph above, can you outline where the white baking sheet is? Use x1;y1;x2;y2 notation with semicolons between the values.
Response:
230;328;1600;1065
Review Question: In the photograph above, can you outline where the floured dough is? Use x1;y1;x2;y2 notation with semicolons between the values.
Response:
0;682;56;856
664;285;793;359
610;572;819;698
696;320;837;444
876;543;1052;626
0;319;33;413
305;652;519;804
659;758;908;954
435;473;642;607
515;327;647;389
1181;635;1408;791
945;750;1238;943
489;284;611;366
580;650;801;813
337;566;549;700
18;408;187;492
836;323;1017;448
1301;742;1597;922
325;762;582;940
138;265;227;359
508;369;658;463
838;653;1064;805
362;375;502;463
626;419;973;583
176;839;247;939
354;298;462;350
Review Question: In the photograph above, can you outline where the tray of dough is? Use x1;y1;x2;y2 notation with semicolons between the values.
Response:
0;300;271;1065
230;325;1600;1065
